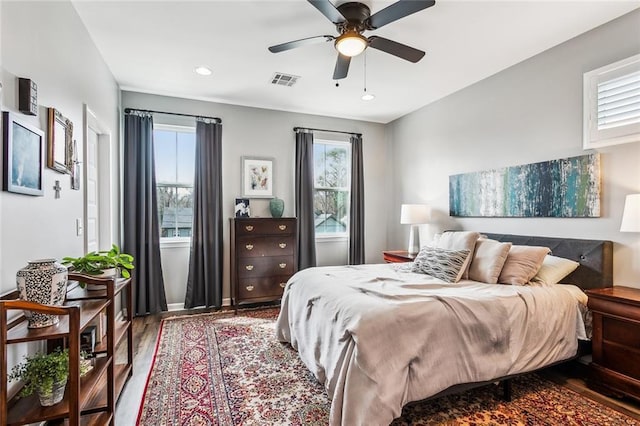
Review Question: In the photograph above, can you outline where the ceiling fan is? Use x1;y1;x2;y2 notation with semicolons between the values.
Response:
268;0;436;80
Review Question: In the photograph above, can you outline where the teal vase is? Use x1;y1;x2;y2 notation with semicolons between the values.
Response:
269;197;284;218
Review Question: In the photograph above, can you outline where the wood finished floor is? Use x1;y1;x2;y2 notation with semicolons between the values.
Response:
115;307;640;425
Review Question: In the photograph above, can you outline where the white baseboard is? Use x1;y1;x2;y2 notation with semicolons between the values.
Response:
167;298;231;312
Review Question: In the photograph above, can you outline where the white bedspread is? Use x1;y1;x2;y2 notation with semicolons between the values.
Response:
275;263;587;426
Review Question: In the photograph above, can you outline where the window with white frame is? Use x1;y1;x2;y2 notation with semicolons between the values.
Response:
583;54;640;149
154;125;196;239
313;140;351;238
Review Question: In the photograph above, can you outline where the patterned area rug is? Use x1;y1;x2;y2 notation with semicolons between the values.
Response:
137;308;638;425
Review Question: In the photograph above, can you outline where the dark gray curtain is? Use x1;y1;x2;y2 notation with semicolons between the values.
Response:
184;120;223;309
123;112;167;316
348;135;365;264
295;131;317;270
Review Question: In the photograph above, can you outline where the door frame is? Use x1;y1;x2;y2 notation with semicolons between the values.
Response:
83;104;113;253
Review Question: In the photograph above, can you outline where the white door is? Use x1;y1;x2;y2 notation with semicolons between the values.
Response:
86;128;100;253
83;104;113;254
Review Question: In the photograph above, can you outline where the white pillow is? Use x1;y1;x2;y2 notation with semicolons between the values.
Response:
468;239;512;284
432;231;480;279
530;255;580;286
412;246;471;283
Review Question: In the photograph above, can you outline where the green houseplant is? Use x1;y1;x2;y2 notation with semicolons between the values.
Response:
8;348;69;406
62;244;134;280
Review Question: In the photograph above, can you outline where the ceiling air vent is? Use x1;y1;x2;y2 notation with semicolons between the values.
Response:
271;73;300;87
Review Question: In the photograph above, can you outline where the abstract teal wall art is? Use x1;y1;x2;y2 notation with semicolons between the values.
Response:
449;154;601;217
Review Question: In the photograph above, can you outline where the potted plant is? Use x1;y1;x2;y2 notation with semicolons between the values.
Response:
8;348;69;406
62;245;134;288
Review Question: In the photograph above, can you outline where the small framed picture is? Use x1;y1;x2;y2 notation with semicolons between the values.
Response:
235;198;250;218
242;156;274;198
2;111;45;196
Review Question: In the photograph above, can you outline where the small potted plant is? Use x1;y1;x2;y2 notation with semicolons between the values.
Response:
8;348;70;406
62;245;134;289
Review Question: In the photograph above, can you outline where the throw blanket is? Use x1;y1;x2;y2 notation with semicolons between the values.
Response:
275;264;587;426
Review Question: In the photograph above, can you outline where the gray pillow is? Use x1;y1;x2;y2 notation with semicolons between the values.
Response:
412;246;471;283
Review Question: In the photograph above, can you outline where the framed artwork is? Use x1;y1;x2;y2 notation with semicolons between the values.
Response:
242;156;274;198
234;198;250;218
47;107;73;174
449;153;601;217
2;111;45;196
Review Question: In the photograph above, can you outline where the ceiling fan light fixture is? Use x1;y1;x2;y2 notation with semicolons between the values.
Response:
335;32;367;57
194;66;212;76
361;92;375;101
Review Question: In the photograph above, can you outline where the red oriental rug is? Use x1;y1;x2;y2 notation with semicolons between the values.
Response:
137;308;639;425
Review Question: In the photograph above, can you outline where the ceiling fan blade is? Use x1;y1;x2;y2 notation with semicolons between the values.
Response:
308;0;346;24
368;36;425;63
367;0;435;29
268;35;334;53
333;54;351;80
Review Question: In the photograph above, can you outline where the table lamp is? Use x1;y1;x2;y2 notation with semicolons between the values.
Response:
620;194;640;232
400;204;429;255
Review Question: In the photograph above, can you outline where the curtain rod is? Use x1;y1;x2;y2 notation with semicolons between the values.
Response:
294;126;361;137
124;108;222;124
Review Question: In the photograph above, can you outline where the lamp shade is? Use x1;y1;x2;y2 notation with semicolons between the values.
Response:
400;204;429;225
620;194;640;232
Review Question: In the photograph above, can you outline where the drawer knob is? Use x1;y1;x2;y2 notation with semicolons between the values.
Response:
245;244;254;250
245;225;254;231
279;263;287;269
278;225;287;231
245;265;254;271
279;243;287;249
279;282;286;288
246;285;254;292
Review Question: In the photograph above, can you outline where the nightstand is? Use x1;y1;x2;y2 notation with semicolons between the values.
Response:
586;286;640;402
383;250;416;263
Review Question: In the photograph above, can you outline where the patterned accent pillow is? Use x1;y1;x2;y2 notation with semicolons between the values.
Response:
412;246;471;283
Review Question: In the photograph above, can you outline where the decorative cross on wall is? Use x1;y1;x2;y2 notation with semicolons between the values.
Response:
53;180;62;199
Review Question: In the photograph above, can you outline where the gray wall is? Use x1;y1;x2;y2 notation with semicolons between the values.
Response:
122;91;388;307
0;0;120;392
388;10;640;288
0;1;120;294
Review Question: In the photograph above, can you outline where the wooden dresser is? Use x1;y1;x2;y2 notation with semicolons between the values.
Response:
230;218;297;310
586;286;640;402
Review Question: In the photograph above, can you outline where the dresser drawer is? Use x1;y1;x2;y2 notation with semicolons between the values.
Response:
602;316;640;348
237;256;294;277
237;236;294;258
237;276;290;300
235;219;295;236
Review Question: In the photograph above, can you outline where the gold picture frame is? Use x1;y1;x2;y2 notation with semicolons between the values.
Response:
47;107;73;174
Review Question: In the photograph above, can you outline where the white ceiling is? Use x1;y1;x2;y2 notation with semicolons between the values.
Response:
71;0;640;124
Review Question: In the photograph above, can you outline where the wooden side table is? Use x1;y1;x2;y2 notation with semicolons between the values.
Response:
586;286;640;402
383;250;416;263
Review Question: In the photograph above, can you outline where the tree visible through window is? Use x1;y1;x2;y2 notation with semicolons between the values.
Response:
314;140;351;236
154;126;196;238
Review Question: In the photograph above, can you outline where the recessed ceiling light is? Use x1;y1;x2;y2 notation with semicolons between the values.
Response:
195;66;212;76
361;93;375;101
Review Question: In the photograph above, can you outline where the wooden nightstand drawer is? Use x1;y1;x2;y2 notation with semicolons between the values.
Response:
601;316;640;348
587;286;640;402
383;250;416;263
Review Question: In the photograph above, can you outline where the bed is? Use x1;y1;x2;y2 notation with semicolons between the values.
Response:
275;232;613;426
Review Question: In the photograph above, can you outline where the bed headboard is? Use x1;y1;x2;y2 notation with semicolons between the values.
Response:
482;233;613;290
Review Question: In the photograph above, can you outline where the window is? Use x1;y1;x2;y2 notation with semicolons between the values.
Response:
313;140;351;238
154;125;196;239
583;54;640;149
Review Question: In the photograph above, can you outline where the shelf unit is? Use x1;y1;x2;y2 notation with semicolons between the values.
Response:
0;273;133;426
